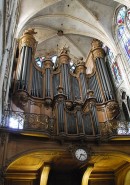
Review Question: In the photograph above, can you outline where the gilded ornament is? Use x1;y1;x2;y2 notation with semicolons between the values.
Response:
91;39;105;60
75;57;86;74
19;28;37;52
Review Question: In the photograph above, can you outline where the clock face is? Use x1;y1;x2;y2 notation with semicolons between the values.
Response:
75;148;87;161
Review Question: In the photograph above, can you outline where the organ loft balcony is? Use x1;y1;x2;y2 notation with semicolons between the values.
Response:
1;29;130;141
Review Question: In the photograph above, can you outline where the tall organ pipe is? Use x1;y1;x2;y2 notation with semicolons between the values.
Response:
96;58;109;101
16;29;37;93
91;104;99;134
91;39;116;103
100;58;114;99
76;106;83;134
59;52;71;99
94;75;103;103
17;46;25;80
75;61;87;102
21;46;29;81
44;59;53;99
25;47;32;90
57;101;65;133
61;64;71;99
80;73;87;101
45;68;51;97
89;74;102;103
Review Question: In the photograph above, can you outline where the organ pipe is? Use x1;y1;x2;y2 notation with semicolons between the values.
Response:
59;50;71;99
91;39;115;103
75;58;88;102
44;59;53;100
100;58;114;99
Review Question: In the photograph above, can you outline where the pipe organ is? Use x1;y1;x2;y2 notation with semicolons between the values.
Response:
11;30;120;139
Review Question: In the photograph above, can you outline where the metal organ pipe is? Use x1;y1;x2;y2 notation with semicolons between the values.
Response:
44;59;53;99
80;73;87;101
96;58;109;101
89;74;103;103
89;76;92;90
75;62;87;102
21;46;29;81
16;29;37;93
57;102;65;133
31;67;42;97
37;70;42;98
93;76;99;101
91;39;116;103
45;68;51;97
25;47;32;91
17;46;25;80
91;104;99;134
61;64;71;99
59;52;71;100
77;108;83;134
94;75;103;103
100;58;114;100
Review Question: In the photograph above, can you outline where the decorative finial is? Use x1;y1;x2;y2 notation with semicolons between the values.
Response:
45;52;51;59
60;46;70;55
23;28;37;35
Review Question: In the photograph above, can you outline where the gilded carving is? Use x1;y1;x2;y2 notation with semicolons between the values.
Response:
75;57;86;75
65;100;73;110
106;101;120;120
12;91;28;110
91;39;105;60
19;29;37;52
44;60;53;69
92;48;105;60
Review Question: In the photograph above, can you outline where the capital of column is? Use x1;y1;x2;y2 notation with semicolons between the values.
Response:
91;39;105;60
19;29;37;52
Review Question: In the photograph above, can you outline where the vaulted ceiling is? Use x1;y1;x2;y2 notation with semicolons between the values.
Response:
16;0;130;60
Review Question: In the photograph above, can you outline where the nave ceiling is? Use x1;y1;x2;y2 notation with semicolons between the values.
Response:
16;0;130;60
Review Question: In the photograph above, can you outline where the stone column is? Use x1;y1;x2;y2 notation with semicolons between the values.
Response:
0;0;19;124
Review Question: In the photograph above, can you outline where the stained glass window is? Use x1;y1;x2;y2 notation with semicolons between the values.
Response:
116;6;130;64
126;10;130;30
107;48;122;86
117;7;126;25
35;56;45;67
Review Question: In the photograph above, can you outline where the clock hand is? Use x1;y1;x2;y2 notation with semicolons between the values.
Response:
79;154;82;159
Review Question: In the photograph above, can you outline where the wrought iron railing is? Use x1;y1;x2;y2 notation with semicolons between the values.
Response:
1;110;54;134
99;121;130;137
1;110;130;138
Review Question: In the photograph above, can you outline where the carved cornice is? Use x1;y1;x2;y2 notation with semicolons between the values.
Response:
91;39;105;60
44;59;53;69
19;29;37;52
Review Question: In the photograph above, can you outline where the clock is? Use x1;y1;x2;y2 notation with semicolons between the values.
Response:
75;148;87;162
